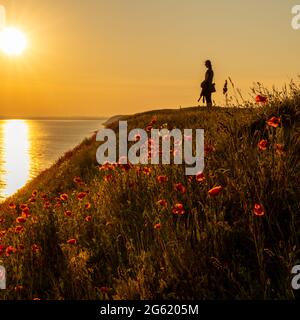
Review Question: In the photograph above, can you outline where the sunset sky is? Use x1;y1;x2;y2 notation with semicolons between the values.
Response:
0;0;299;117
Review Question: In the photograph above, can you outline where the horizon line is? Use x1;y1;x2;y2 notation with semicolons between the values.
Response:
0;116;110;120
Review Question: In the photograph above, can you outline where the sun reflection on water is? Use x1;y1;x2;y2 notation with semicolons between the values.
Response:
0;120;31;199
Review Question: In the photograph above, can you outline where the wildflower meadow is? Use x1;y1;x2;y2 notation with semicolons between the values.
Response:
0;84;299;300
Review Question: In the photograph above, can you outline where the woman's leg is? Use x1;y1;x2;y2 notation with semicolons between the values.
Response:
206;93;212;107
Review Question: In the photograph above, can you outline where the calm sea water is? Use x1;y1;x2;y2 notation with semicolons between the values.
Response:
0;119;106;200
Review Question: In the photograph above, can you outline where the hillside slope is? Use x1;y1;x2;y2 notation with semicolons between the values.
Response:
0;96;299;300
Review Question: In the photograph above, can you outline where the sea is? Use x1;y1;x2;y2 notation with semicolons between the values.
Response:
0;119;107;200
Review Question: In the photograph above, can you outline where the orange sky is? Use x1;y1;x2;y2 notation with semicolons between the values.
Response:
0;0;299;117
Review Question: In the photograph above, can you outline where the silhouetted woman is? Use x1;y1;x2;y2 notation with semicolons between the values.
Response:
198;60;215;107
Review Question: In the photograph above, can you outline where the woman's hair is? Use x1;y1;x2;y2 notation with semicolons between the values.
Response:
205;60;212;68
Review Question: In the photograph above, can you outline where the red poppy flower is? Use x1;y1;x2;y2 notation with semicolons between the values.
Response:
258;139;268;151
85;215;92;222
31;244;40;254
21;211;30;218
67;239;77;245
267;116;280;128
146;125;153;132
16;216;27;224
154;223;161;229
32;190;38;197
14;285;24;292
157;199;168;208
120;163;132;172
175;183;186;194
172;203;185;215
256;95;268;103
9;203;16;209
0;231;6;237
104;174;113;182
196;172;206;182
208;186;223;197
54;202;61;209
253;204;265;216
85;202;91;210
22;207;29;213
22;207;30;216
41;193;48;200
99;286;109;294
28;197;36;203
44;201;51;209
15;225;24;233
73;177;83;184
60;193;69;201
77;192;87;201
6;246;17;256
157;175;168;183
20;204;28;210
64;210;73;217
204;145;216;155
143;167;151;175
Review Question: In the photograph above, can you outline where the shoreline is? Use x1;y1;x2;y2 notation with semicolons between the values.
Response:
0;117;111;202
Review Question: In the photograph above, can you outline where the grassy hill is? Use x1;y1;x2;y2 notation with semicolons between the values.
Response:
0;90;299;300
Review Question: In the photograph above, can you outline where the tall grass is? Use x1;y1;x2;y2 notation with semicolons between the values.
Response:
0;84;299;300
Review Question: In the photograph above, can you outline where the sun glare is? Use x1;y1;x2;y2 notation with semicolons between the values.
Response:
0;26;27;56
1;120;31;199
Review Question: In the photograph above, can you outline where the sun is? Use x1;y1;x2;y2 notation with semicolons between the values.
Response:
0;27;27;56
